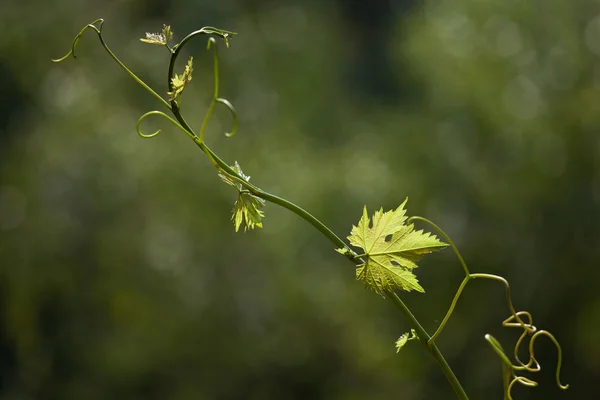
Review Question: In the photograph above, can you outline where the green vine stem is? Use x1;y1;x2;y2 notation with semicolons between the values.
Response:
162;26;357;257
53;19;466;398
386;291;469;400
53;19;568;400
51;20;349;259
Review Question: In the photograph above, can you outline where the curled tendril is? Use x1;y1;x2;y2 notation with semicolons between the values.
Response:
479;284;568;396
52;18;171;110
479;282;569;398
216;97;238;137
198;37;238;141
408;216;569;398
470;274;534;335
166;29;238;143
506;376;538;400
529;331;569;389
137;111;195;141
52;19;104;62
502;311;538;368
494;315;568;388
486;327;568;399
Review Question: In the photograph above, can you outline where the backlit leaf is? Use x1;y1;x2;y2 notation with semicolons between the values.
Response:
140;24;173;45
339;199;447;293
168;57;193;101
395;329;418;353
219;162;265;232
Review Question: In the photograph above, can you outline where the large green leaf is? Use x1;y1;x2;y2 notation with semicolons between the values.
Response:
339;199;447;293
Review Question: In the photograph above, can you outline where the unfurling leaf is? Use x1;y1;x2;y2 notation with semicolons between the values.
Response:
395;329;418;353
140;24;173;45
219;162;265;232
339;199;447;294
168;57;193;101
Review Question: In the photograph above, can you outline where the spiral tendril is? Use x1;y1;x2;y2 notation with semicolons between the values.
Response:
137;111;195;141
409;216;569;398
486;323;568;399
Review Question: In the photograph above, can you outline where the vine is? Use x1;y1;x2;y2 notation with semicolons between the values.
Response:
52;19;569;400
408;217;569;399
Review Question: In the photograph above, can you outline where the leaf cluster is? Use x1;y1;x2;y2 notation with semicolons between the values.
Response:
168;56;193;101
219;162;266;232
140;24;173;46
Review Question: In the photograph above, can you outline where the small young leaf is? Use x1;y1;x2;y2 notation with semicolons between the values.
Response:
345;199;448;294
219;161;248;190
219;162;266;232
140;24;173;45
162;25;173;43
168;56;193;101
395;329;418;353
335;248;354;257
232;191;265;232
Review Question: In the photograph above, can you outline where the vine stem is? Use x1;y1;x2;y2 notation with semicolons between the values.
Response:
56;21;470;399
386;291;469;400
166;30;355;255
203;139;352;252
166;32;469;399
54;20;572;398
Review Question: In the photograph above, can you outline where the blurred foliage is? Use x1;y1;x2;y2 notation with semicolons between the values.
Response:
1;0;599;398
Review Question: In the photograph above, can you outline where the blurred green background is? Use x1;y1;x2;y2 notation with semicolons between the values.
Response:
1;0;598;398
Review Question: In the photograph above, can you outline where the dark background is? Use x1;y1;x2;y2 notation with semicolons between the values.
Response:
1;0;598;398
